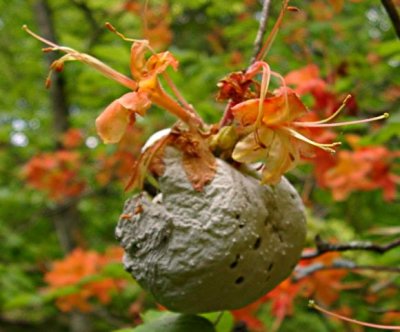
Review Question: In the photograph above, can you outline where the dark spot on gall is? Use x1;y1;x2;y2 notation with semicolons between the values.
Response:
253;236;262;250
267;262;274;272
230;254;240;269
272;225;284;243
235;276;245;284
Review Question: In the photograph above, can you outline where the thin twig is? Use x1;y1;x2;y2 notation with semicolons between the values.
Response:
301;235;400;259
381;0;400;39
294;259;400;280
250;0;271;64
309;300;400;330
219;0;272;128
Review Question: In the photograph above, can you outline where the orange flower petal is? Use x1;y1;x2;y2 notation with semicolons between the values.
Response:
231;88;307;127
262;87;307;125
96;92;151;144
231;98;259;126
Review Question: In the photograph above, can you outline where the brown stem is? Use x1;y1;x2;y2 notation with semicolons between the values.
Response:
151;83;203;129
250;0;272;64
301;235;400;259
255;0;289;62
381;0;400;39
218;100;235;128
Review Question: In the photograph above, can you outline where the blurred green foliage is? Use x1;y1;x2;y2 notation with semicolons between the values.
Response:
0;0;399;331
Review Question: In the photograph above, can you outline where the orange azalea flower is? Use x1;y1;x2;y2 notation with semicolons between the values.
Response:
298;251;349;306
23;150;86;202
23;25;201;144
285;64;358;118
45;247;125;312
230;61;388;185
61;128;84;149
323;145;400;201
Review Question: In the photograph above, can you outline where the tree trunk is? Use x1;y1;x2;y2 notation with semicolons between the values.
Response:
32;1;91;331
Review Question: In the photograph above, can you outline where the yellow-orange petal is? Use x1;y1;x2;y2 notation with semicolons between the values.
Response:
96;99;131;144
232;128;274;163
260;132;299;184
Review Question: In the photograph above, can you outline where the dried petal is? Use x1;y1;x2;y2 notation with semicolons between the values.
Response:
146;51;179;75
130;42;148;80
171;131;217;191
118;91;151;116
96;92;151;144
96;99;131;144
125;133;171;191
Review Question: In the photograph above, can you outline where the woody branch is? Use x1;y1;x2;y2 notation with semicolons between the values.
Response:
250;0;272;64
381;0;400;39
301;235;400;259
294;259;400;280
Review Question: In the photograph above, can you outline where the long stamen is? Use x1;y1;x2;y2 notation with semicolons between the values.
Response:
305;94;352;125
22;25;58;48
271;71;289;118
294;113;389;128
256;64;271;126
23;25;137;90
256;0;290;61
285;127;341;153
105;22;155;53
254;63;271;146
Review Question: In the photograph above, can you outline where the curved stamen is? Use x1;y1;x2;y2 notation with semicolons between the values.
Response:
22;25;57;48
306;94;352;125
256;63;272;127
294;113;389;128
271;70;289;118
285;127;341;153
105;22;154;53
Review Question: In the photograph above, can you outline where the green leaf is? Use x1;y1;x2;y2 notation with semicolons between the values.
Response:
201;311;234;332
376;40;400;57
113;313;216;332
141;309;174;323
